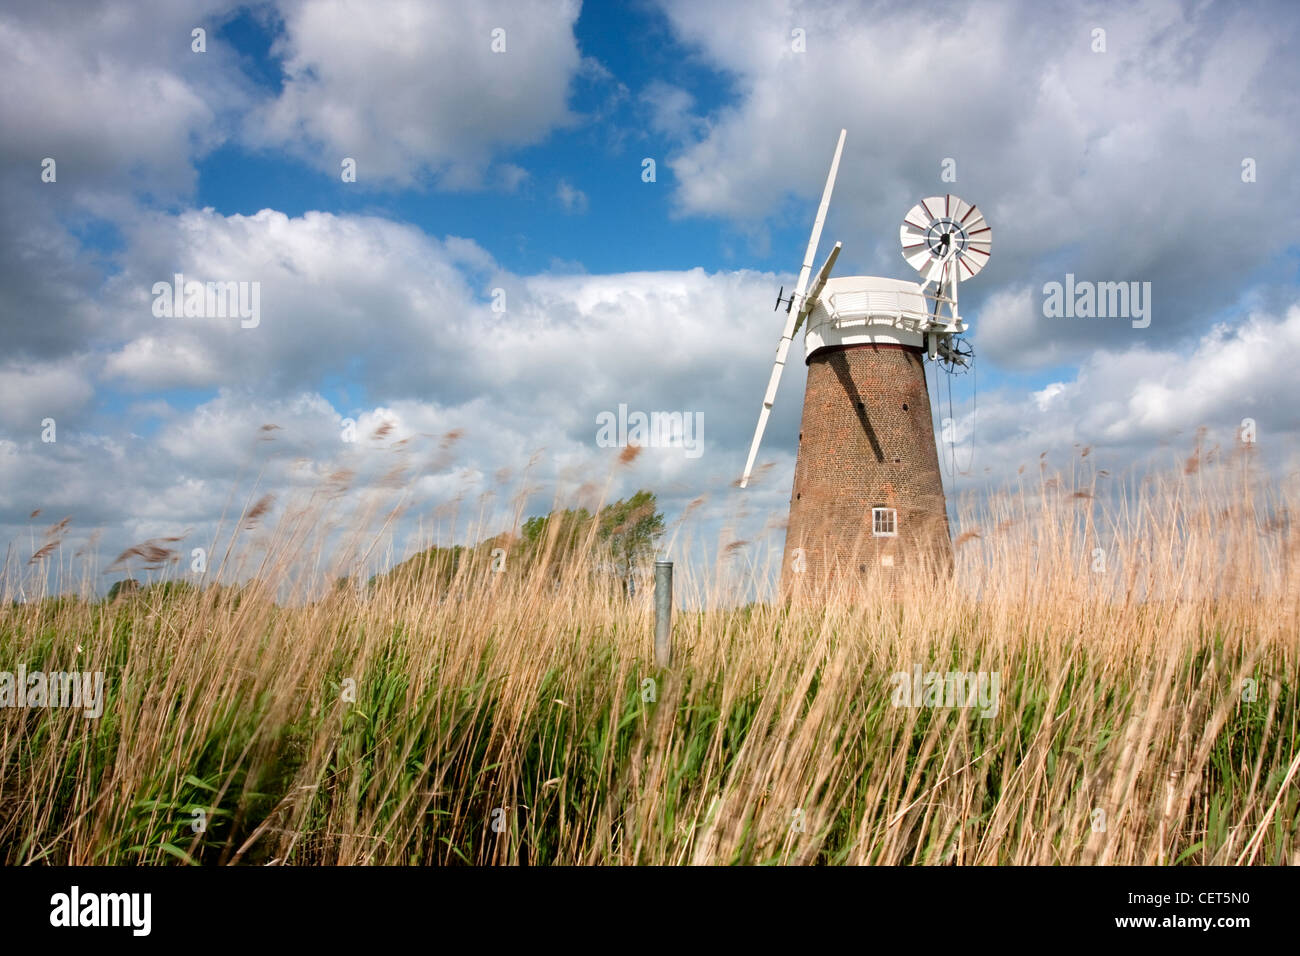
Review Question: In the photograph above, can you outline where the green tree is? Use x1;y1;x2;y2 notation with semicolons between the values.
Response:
597;490;665;595
141;580;196;602
523;506;592;552
105;578;139;602
373;492;664;598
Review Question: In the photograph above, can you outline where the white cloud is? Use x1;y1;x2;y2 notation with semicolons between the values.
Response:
4;223;1298;593
495;163;531;192
0;359;95;429
103;336;225;390
1032;382;1067;412
937;303;1300;482
556;178;588;214
246;0;583;187
2;0;1297;590
0;207;804;585
976;285;1075;369
0;0;246;195
0;0;253;361
640;80;706;141
653;0;1300;363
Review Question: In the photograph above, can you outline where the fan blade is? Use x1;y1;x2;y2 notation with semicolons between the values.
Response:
739;326;798;487
802;242;842;313
793;241;841;337
739;399;775;489
795;128;846;298
740;130;846;489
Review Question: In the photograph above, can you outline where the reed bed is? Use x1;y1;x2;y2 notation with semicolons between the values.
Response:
1;444;1296;865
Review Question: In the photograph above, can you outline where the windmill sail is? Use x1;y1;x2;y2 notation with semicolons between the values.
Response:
739;128;846;489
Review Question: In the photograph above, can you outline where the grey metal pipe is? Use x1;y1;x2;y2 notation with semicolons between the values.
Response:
654;560;673;667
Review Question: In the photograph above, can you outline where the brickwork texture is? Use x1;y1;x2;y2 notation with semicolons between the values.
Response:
781;343;953;599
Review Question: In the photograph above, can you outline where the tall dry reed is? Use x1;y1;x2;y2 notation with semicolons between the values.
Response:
1;442;1296;865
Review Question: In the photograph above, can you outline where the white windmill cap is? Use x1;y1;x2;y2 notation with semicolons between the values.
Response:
802;275;930;360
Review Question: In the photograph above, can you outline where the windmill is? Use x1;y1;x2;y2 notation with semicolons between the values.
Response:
738;129;992;596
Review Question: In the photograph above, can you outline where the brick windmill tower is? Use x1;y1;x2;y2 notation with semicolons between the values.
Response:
739;130;992;598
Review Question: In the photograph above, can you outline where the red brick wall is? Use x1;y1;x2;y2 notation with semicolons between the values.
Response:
781;343;952;599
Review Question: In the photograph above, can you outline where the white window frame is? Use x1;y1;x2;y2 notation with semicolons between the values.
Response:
872;507;898;537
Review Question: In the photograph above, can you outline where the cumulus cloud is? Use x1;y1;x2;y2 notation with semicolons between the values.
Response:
0;359;96;430
2;0;1297;595
0;0;587;365
245;0;584;188
91;207;790;464
0;0;248;195
103;336;226;390
974;284;1080;370
640;80;707;142
653;0;1300;364
0;0;253;361
98;207;499;400
930;303;1300;487
0;200;801;583
4;210;1299;591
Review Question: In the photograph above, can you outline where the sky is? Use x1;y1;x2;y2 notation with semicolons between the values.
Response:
2;0;1299;597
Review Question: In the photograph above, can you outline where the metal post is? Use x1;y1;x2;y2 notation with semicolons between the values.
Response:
654;560;673;667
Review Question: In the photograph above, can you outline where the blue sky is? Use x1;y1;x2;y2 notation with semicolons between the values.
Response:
2;0;1299;597
197;3;744;277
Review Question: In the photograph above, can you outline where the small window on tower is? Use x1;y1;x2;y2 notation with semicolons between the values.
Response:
872;507;897;537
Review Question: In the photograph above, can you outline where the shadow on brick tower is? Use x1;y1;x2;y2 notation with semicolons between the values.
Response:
738;130;992;601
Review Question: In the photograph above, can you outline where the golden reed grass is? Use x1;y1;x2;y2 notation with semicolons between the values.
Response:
0;439;1295;865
